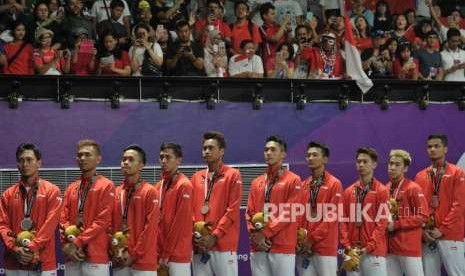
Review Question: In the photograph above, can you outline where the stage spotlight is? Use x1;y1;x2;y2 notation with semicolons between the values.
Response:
159;82;171;110
380;84;389;111
338;84;350;111
458;86;465;111
60;81;74;109
417;84;429;111
206;82;219;110
252;83;263;110
296;84;307;110
110;81;121;109
8;80;22;109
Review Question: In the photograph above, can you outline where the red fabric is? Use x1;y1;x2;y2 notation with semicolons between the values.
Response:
311;47;344;78
393;58;419;79
60;175;115;263
33;48;64;73
71;52;95;75
99;51;130;75
299;171;343;256
154;173;193;263
265;59;294;73
355;37;372;52
246;169;303;254
260;23;285;67
340;179;389;256
415;162;465;241
440;17;465;29
195;19;232;45
385;178;429;257
112;181;159;270
231;20;262;53
0;179;62;271
386;0;415;15
191;164;243;251
3;42;34;75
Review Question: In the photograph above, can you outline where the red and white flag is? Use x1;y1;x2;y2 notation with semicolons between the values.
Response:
343;12;373;93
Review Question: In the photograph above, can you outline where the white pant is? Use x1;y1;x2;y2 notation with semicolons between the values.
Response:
423;240;465;276
386;254;424;276
165;262;190;276
296;254;337;276
346;254;387;276
113;267;157;276
192;251;238;276
5;270;57;276
64;262;110;276
250;252;295;276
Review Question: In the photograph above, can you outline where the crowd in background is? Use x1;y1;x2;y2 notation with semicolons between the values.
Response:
0;0;465;81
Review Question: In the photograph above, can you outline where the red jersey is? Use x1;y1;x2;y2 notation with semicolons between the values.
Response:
340;178;389;256
33;48;65;74
299;171;343;256
259;22;285;66
393;58;420;80
195;18;232;45
60;175;115;264
0;179;62;271
71;52;95;75
112;180;159;271
415;162;465;241
231;20;262;54
385;178;428;257
99;51;130;75
154;172;193;263
246;168;303;254
311;47;344;78
191;163;242;252
3;42;34;75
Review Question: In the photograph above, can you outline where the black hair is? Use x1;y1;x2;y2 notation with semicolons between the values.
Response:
16;143;42;161
176;20;190;31
427;134;448;147
240;39;254;49
266;135;287;152
447;28;461;40
99;29;123;59
356;147;378;162
396;42;412;61
203;131;226;149
123;144;147;165
375;0;391;18
234;0;249;12
259;2;275;21
307;141;330;157
276;42;294;61
160;142;183;158
110;0;125;10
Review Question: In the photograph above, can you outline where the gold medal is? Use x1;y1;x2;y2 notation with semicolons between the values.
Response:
201;204;210;215
21;217;33;231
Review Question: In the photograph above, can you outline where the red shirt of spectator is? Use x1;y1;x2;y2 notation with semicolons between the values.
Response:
260;22;285;67
393;58;419;80
311;47;344;79
195;19;232;45
33;48;65;74
98;51;130;75
71;52;95;75
386;0;415;15
231;20;262;54
3;42;34;75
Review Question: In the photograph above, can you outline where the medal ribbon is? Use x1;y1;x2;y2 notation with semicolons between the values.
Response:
430;161;446;196
309;173;325;209
264;168;284;207
203;165;221;206
389;178;405;199
20;180;39;221
120;179;142;227
77;175;96;225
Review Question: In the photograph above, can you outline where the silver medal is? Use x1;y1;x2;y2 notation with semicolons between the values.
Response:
201;204;210;215
21;217;33;231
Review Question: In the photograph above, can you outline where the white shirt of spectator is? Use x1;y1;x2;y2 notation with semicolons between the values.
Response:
129;42;163;76
274;0;303;37
439;25;465;44
441;47;465;81
228;54;264;76
90;0;131;24
319;0;341;10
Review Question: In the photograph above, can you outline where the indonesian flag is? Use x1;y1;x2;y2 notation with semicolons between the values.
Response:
343;12;373;93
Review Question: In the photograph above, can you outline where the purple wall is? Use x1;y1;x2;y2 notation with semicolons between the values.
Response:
1;102;464;275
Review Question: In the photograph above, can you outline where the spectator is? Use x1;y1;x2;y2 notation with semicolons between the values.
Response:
194;0;232;46
414;30;443;80
412;19;440;50
0;41;5;68
0;0;28;42
259;2;291;69
353;15;372;51
427;0;465;44
391;14;414;44
325;14;345;49
349;0;374;27
150;0;188;31
90;0;131;36
96;0;129;44
310;32;344;79
274;0;303;37
96;29;131;75
129;23;163;76
2;20;33;74
69;27;97;75
229;39;263;78
393;42;419;80
441;28;465;81
362;30;392;78
166;20;204;76
32;1;65;49
266;42;294;78
293;24;315;79
203;29;228;77
230;1;261;55
404;9;416;28
33;28;71;75
319;0;341;23
62;0;95;47
47;0;61;17
373;0;392;32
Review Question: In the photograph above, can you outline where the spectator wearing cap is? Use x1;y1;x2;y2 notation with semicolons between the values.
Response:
69;27;97;75
361;30;392;78
441;28;465;81
90;0;131;37
150;0;189;32
310;32;345;79
96;0;129;45
62;0;95;47
349;0;374;27
230;1;261;55
229;39;263;78
413;30;443;80
2;20;34;75
258;2;291;69
353;15;372;52
194;0;232;46
33;28;71;75
393;42;419;80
